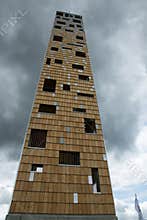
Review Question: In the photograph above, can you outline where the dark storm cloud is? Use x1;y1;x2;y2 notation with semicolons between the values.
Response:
82;0;147;152
0;0;146;161
0;0;52;157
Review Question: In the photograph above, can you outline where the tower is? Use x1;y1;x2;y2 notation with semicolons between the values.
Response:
6;11;118;220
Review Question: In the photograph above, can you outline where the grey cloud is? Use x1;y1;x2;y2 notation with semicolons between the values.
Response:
0;1;147;220
0;0;146;161
82;0;147;152
0;187;11;205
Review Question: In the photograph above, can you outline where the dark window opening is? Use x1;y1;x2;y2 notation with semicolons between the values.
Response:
91;168;101;192
46;58;51;65
72;64;84;70
65;29;73;32
77;92;94;98
55;59;63;64
84;118;96;133
79;75;89;81
54;25;61;29
62;47;72;50
76;51;86;57
28;129;47;148
63;84;70;91
75;15;82;19
69;24;74;28
79;29;83;32
59;151;80;165
56;16;60;19
43;79;56;93
39;104;56;114
73;19;81;24
73;108;86;113
57;20;66;25
53;35;63;42
31;164;43;172
56;11;63;16
76;41;85;45
65;13;69;17
77;24;82;28
51;47;58;51
67;43;83;47
63;18;69;21
76;35;83;40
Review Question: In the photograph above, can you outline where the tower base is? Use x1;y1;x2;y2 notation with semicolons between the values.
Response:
6;214;118;220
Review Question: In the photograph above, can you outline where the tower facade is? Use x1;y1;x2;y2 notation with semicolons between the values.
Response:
6;11;117;220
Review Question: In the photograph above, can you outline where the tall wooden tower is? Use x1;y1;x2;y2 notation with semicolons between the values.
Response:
6;11;118;220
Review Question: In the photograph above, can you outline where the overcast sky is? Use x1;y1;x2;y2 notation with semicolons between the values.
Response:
0;0;147;219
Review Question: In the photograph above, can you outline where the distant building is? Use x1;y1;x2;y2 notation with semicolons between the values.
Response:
6;11;118;220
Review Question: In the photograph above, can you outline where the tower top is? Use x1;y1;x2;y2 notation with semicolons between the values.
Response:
56;11;82;19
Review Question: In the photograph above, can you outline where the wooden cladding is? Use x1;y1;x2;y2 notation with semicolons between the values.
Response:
8;11;116;216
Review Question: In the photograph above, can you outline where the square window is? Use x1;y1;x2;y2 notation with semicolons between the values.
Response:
39;104;56;114
76;51;86;57
73;19;81;24
31;164;43;172
57;20;66;25
43;79;56;93
53;35;63;42
75;15;82;19
29;172;34;181
63;17;69;21
46;58;51;65
72;64;84;70
84;118;96;133
77;24;82;28
73;193;78;204
59;151;80;165
54;25;61;29
79;75;89;81
59;137;64;144
69;24;74;28
28;129;47;148
76;35;83;40
51;47;58;51
65;13;69;17
63;84;70;91
56;11;63;16
91;168;101;193
77;92;94;98
65;29;74;32
73;108;86;113
88;176;93;184
55;59;63;64
65;127;71;132
62;47;72;50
